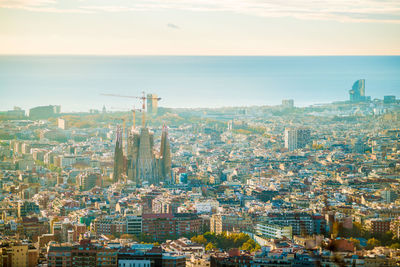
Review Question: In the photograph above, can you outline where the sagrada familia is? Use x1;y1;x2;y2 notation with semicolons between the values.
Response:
113;125;172;185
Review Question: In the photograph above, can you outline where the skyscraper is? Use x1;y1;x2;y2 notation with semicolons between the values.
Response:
284;128;297;152
349;79;369;102
146;93;158;115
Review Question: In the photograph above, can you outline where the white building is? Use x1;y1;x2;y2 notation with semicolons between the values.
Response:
256;222;292;239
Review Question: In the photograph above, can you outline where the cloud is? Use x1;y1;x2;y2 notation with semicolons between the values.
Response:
167;23;180;29
1;0;400;23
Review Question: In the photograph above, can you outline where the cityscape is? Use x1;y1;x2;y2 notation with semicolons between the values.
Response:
1;0;400;266
0;79;399;266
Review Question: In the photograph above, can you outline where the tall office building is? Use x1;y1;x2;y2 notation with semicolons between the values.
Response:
147;94;158;115
285;128;311;151
113;126;124;182
349;79;370;102
284;128;297;152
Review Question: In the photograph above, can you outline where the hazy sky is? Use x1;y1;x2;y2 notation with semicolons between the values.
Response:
1;0;400;55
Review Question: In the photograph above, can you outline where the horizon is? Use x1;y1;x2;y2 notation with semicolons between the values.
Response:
0;55;398;113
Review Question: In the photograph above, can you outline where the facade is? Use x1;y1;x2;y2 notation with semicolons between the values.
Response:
91;216;142;237
76;172;100;191
92;217;126;236
47;243;186;267
366;218;391;234
265;212;325;236
142;213;202;241
58;118;67;129
47;242;118;267
390;219;400;239
152;196;181;214
0;243;39;267
210;214;253;234
284;128;311;151
381;189;397;204
17;201;40;218
126;216;142;236
256;222;293;239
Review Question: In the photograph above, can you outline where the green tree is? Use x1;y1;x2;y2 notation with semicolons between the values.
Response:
120;234;138;241
252;243;261;252
367;238;381;249
191;235;207;245
390;243;400;249
205;242;216;251
241;241;253;251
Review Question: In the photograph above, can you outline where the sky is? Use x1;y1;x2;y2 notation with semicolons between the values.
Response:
0;0;400;55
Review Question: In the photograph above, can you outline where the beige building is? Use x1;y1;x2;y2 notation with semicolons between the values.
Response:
210;214;252;234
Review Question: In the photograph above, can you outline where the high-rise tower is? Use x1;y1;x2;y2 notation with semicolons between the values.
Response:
146;94;158;115
285;128;311;151
349;79;368;102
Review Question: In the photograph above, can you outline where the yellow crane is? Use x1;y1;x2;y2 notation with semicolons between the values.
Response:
110;106;141;131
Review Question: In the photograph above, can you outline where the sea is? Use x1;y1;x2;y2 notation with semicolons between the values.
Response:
0;56;399;112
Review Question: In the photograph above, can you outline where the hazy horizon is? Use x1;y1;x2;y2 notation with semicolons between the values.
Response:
1;55;399;113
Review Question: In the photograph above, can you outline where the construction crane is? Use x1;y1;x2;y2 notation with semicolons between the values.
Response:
101;92;161;127
110;106;141;131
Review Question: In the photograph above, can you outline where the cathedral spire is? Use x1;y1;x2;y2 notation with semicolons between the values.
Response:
113;125;124;183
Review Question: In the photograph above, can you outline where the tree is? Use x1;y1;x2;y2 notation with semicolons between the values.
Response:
252;243;261;252
240;239;258;251
120;234;138;241
390;243;400;249
191;235;207;245
205;242;216;251
241;241;253;251
379;231;394;246
367;238;381;249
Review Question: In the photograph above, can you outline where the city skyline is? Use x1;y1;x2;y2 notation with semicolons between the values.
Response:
1;1;400;265
1;56;399;112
